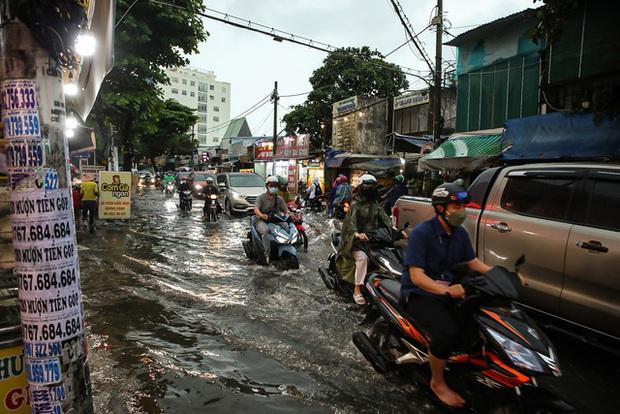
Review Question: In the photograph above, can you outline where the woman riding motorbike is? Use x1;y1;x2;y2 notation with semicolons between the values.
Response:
336;174;397;305
333;175;352;218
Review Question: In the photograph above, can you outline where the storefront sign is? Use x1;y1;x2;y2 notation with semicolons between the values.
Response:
254;142;273;161
79;165;104;179
98;171;131;219
274;134;309;159
333;96;358;115
287;165;296;192
0;345;30;413
394;91;429;110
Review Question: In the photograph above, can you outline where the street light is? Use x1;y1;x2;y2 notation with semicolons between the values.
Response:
75;31;96;57
64;83;78;96
65;128;75;138
65;116;78;129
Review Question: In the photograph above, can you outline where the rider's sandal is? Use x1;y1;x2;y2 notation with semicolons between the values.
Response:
353;293;366;305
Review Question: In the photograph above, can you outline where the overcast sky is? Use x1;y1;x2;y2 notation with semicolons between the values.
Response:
188;0;529;136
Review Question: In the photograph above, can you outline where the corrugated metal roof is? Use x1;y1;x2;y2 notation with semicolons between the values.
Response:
445;8;539;47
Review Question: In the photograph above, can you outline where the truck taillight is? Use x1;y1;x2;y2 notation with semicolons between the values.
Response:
392;205;399;227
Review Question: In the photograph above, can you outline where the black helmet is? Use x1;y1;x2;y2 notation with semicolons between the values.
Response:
431;182;470;206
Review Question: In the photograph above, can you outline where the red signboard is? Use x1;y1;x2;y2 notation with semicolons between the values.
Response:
274;134;310;159
254;142;273;160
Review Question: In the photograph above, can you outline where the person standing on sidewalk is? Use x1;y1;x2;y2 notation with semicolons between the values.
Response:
80;175;99;233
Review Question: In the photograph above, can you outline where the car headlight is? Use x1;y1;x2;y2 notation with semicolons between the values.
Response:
194;184;203;190
486;328;544;373
230;190;246;199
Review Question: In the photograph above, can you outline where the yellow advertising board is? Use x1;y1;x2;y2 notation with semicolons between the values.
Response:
98;171;132;219
0;344;29;413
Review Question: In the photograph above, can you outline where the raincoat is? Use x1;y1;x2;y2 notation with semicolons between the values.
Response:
333;183;352;205
335;191;392;284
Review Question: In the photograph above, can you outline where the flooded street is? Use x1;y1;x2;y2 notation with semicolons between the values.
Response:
79;189;619;414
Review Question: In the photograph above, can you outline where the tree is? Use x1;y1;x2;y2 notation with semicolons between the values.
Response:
88;0;207;170
136;99;199;170
283;47;409;149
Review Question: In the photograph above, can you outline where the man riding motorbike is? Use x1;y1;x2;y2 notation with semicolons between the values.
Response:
277;175;293;203
253;175;291;265
336;174;399;305
202;177;220;216
400;182;492;408
333;175;352;217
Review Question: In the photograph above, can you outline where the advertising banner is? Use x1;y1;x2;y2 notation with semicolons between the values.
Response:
274;134;310;160
0;344;30;413
97;171;131;219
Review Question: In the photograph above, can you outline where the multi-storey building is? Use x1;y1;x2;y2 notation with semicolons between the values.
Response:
161;67;231;149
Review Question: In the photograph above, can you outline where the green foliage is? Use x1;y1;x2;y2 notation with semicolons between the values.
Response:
283;47;408;148
89;0;207;169
136;99;199;166
531;0;580;44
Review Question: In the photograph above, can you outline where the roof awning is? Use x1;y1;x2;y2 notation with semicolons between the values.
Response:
350;157;404;172
419;131;503;171
501;112;620;161
391;133;435;153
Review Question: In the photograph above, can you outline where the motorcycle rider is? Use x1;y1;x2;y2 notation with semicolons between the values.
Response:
253;175;291;264
178;177;192;209
305;177;323;209
400;182;491;408
202;177;220;216
277;175;293;203
336;174;395;305
381;174;408;215
333;175;352;217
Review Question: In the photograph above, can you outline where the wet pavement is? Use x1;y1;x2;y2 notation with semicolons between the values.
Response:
78;188;619;413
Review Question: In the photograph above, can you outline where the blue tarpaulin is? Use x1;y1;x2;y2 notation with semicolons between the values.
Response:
501;112;620;161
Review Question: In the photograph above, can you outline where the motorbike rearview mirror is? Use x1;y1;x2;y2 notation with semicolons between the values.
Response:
218;182;226;188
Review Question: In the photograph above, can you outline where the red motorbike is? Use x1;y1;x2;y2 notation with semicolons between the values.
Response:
288;201;308;252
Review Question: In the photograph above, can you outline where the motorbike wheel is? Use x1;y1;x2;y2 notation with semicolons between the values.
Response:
352;331;390;375
242;240;254;259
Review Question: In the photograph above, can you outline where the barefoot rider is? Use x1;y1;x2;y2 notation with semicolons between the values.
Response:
400;182;492;408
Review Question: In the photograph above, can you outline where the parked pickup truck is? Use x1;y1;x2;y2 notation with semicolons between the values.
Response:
394;163;620;342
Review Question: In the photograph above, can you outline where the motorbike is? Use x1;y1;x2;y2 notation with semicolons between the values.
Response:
179;190;192;212
242;212;299;270
333;200;350;220
304;194;324;212
204;193;220;222
318;221;407;300
353;257;574;413
287;201;308;252
163;182;175;197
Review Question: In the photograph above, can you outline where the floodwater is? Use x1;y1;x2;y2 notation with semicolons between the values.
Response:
78;188;619;413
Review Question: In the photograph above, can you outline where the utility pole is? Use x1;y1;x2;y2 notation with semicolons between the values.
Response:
0;19;93;414
432;0;443;144
271;81;278;176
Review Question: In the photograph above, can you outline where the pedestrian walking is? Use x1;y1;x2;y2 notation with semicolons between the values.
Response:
80;175;99;233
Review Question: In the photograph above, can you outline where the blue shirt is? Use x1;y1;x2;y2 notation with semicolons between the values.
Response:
400;216;476;300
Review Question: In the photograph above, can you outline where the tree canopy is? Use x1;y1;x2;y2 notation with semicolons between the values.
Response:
135;99;199;169
89;0;207;169
283;47;409;148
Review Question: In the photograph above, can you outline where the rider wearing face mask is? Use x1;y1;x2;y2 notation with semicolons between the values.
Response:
254;175;290;264
400;182;492;408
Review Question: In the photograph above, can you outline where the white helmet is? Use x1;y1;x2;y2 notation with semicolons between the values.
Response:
266;175;279;183
359;174;377;184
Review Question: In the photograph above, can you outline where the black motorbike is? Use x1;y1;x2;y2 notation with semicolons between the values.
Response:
353;257;574;413
318;221;407;300
179;189;192;212
204;193;220;222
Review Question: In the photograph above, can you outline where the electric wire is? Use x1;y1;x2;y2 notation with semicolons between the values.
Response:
202;92;272;134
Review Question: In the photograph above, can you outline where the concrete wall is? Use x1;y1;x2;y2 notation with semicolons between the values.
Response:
331;96;389;155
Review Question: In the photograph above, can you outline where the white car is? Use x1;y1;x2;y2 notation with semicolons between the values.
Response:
217;172;265;214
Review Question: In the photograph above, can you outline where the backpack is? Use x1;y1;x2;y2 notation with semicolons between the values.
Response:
314;183;323;196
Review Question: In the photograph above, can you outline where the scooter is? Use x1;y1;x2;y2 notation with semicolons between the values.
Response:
333;200;350;220
318;221;407;300
179;190;192;211
353;258;574;413
288;201;308;252
164;182;175;197
242;213;299;270
204;193;220;222
304;194;324;212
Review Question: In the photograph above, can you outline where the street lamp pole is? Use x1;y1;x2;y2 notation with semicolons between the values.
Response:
432;0;443;144
271;81;278;176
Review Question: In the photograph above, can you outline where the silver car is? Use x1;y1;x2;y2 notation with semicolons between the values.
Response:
217;173;265;214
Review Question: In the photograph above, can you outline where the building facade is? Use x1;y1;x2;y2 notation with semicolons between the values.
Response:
161;67;231;149
331;96;389;155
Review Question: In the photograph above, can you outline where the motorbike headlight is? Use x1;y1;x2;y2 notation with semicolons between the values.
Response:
209;194;217;200
486;328;544;373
